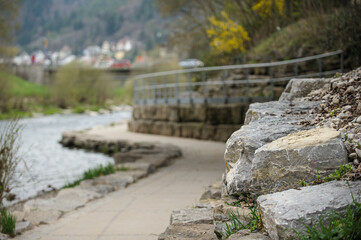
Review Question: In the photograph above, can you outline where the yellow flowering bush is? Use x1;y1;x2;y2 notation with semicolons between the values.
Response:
206;11;250;54
252;0;285;18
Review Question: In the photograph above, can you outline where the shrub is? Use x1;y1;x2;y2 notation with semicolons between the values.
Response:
0;69;13;112
0;118;22;205
52;63;115;108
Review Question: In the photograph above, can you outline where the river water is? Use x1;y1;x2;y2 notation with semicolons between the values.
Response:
0;111;131;205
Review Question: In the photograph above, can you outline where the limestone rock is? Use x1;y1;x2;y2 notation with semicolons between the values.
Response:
24;188;100;213
279;78;329;102
117;162;155;173
244;101;319;125
158;223;218;240
113;152;143;164
15;221;33;234
257;181;361;240
251;128;348;194
24;209;62;225
224;114;312;195
78;181;116;195
91;172;135;188
0;233;9;240
170;208;214;225
200;182;222;200
228;230;271;240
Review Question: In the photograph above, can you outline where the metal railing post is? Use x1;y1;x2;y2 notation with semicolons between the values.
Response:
163;76;168;104
152;77;156;104
245;68;250;102
222;70;227;104
202;71;207;104
134;78;138;105
175;74;179;104
340;52;344;74
142;79;146;104
188;72;192;104
294;63;299;77
317;58;323;77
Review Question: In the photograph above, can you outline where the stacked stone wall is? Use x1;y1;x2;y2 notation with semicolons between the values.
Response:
128;103;249;142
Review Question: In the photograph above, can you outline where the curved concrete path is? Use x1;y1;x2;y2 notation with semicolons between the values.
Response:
17;123;226;240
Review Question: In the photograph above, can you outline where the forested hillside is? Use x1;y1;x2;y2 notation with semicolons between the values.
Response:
17;0;167;53
156;0;361;68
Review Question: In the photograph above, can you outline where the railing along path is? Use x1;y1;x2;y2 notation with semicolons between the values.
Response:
133;50;344;105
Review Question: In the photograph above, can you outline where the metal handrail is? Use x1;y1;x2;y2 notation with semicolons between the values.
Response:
134;50;343;80
134;50;344;105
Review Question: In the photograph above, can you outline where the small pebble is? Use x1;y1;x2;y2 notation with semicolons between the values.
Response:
356;148;361;158
354;159;360;166
356;116;361;124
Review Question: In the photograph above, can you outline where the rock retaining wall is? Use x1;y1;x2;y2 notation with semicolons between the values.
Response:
128;103;250;142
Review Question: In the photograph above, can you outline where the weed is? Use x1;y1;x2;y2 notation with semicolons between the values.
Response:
299;180;308;187
300;164;353;187
0;208;16;237
324;164;352;182
223;210;247;239
222;201;262;239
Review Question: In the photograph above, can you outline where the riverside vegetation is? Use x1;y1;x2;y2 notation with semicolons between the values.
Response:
0;119;23;236
0;64;133;120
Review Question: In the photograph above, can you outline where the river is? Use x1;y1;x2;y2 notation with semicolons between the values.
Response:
0;111;131;205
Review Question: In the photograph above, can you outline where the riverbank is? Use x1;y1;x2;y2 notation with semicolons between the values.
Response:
13;124;225;240
9;131;181;238
0;69;132;120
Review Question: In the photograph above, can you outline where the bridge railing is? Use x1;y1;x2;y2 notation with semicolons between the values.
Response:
133;50;343;105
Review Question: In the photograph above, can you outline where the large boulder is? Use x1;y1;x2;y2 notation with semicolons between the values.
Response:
251;128;348;194
223;100;348;196
279;78;330;102
224;114;312;195
258;181;361;240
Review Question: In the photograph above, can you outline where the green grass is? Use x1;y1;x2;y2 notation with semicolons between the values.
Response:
63;164;127;188
0;71;50;98
0;208;16;237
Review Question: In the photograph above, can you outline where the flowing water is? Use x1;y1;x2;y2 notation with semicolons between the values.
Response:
0;111;131;205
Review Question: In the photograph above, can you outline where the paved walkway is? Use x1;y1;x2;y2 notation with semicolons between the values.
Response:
17;124;226;240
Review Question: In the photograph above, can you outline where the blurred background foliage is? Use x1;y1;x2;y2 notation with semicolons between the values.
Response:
156;0;361;68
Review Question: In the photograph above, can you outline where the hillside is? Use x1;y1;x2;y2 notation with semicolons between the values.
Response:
16;0;167;54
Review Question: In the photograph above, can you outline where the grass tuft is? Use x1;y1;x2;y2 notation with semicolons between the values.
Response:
64;164;127;188
0;208;16;237
222;201;262;239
